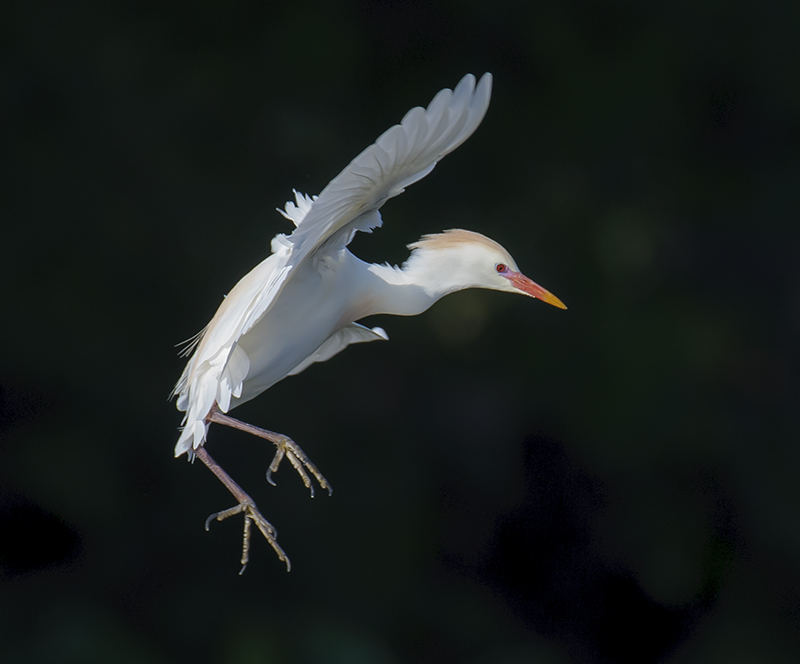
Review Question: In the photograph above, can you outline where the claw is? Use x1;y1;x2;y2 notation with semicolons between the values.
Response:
201;498;289;572
267;434;332;498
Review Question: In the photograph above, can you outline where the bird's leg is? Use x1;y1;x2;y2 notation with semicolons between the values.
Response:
193;445;290;574
206;403;332;498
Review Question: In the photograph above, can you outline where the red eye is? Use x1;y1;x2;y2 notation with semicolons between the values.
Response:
495;263;507;273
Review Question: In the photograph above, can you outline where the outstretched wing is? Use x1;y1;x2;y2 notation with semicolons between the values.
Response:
239;72;492;339
289;73;493;256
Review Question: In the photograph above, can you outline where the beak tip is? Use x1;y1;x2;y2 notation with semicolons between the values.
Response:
542;293;568;310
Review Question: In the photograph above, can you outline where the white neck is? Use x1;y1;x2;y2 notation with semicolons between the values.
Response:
357;264;436;317
357;251;480;318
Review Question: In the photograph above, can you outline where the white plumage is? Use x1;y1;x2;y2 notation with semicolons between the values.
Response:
172;73;565;570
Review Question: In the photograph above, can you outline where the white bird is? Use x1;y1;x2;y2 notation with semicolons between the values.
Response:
173;73;566;573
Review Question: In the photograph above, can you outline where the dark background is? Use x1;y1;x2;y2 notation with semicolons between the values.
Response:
2;1;799;662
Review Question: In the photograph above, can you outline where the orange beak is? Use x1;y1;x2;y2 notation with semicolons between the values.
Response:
508;271;567;309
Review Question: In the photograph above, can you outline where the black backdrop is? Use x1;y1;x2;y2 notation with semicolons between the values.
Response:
2;1;799;662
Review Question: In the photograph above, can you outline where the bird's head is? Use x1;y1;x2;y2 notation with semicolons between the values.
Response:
405;229;567;309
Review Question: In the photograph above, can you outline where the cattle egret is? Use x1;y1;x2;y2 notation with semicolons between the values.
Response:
173;73;566;573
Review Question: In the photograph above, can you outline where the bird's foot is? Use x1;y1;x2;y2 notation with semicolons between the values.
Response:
267;434;332;499
205;499;291;574
205;404;332;498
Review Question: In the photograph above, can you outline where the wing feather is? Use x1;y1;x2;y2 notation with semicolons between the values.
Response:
287;324;388;377
242;72;492;338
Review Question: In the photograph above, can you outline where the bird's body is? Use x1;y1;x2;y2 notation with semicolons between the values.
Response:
172;73;566;571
